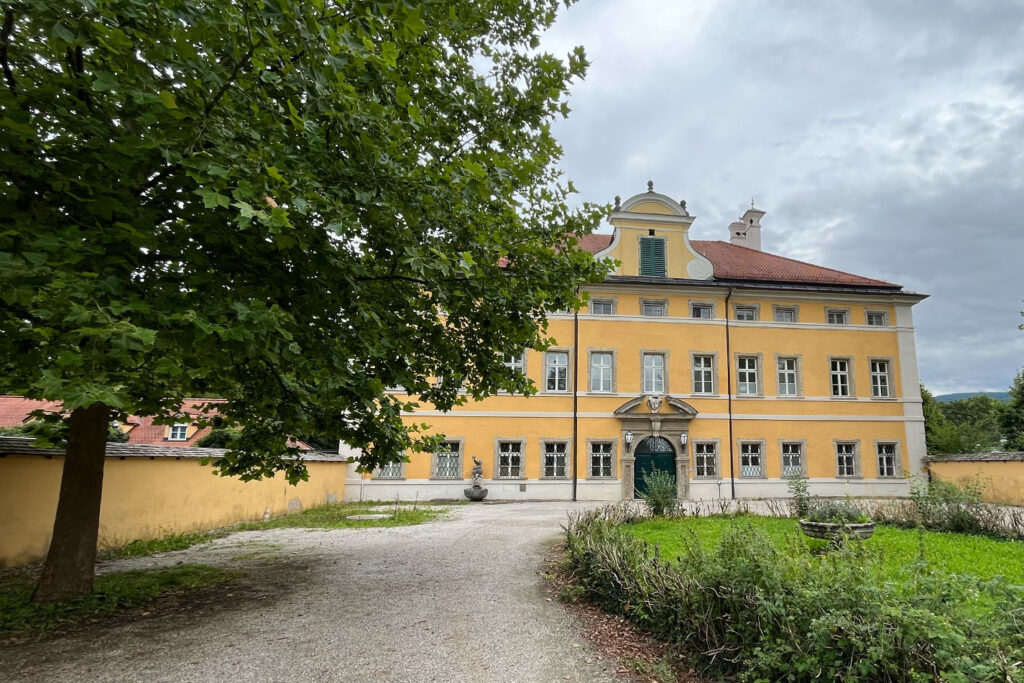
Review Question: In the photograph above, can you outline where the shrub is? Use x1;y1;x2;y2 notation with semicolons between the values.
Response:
862;476;1024;540
808;502;868;524
786;475;812;518
564;509;1024;682
638;469;676;517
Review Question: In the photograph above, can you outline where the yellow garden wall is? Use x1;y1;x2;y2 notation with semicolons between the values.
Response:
0;454;348;567
928;459;1024;506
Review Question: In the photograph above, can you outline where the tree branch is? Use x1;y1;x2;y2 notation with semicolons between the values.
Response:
1;8;16;95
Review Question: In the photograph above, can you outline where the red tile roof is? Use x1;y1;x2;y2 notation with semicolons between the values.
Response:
0;396;223;447
575;232;898;288
691;240;899;288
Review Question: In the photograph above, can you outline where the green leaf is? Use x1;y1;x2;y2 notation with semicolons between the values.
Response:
158;90;178;109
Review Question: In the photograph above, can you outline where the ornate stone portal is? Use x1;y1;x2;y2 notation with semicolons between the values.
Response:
614;395;697;500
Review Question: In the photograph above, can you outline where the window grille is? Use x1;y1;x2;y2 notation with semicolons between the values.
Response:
740;442;762;477
877;443;897;477
434;441;461;479
836;443;857;477
497;441;522;478
694;442;717;477
781;443;803;477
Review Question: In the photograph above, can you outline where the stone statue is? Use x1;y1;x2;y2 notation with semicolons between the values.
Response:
465;456;488;501
647;395;662;413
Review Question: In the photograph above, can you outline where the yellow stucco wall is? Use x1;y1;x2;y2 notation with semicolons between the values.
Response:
928;460;1024;506
0;455;347;567
360;193;924;501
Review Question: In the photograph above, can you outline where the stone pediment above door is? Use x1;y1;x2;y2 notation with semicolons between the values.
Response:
613;395;697;419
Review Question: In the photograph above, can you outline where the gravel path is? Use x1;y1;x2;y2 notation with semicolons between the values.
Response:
1;502;624;682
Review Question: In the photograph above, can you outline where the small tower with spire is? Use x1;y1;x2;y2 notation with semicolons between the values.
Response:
728;201;766;251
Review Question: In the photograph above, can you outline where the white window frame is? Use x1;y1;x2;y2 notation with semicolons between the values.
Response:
541;440;569;479
865;310;889;326
587;440;615;479
693;440;719;478
640;299;667;317
875;441;900;478
739;440;765;478
736;354;761;396
589;350;615;393
829;357;854;398
734;303;760;321
691;352;717;395
502;352;525;374
690;301;715;319
835;441;860;478
544;350;570;393
589;298;616;315
780;441;806;478
642;352;667;394
870;358;892;398
169;423;188;441
826;307;850;325
432;439;463;480
776;355;800;397
495;439;525;479
772;305;799;323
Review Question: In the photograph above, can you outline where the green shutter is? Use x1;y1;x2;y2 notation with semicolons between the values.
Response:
640;237;666;277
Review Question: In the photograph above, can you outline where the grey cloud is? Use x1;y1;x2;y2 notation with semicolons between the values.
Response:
545;0;1024;393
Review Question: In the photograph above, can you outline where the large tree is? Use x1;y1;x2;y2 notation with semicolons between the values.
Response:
0;0;609;600
1002;370;1024;451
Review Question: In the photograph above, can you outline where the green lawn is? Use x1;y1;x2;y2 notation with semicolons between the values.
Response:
234;500;461;531
0;565;234;638
627;515;1024;584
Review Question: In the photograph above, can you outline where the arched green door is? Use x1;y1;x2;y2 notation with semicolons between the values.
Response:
633;436;676;498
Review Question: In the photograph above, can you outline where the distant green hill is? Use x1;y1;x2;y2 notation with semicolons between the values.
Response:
935;391;1010;403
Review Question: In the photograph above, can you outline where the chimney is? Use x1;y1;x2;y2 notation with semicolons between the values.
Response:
728;206;766;250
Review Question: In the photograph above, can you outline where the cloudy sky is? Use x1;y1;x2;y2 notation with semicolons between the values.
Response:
541;0;1024;395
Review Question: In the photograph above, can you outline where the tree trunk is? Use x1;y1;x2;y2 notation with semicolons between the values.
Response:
32;402;109;602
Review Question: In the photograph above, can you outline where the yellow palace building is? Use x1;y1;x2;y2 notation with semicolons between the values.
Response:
353;186;928;501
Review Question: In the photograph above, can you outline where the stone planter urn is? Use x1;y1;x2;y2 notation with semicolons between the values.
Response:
799;519;875;541
464;456;488;502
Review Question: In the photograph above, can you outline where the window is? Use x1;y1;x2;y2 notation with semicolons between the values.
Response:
866;311;888;326
434;441;461;479
692;354;715;394
502;353;525;374
870;359;890;398
590;352;614;393
826;308;849;325
830;358;851;397
590;299;615;315
781;443;803;478
877;442;898;477
694;442;717;478
542;441;568;478
777;357;798;396
836;442;858;477
642;353;665;393
377;460;403;479
589;442;614;478
497;441;522;478
737;356;759;395
740;442;763;477
691;303;713;319
545;351;568;392
734;305;758;321
641;300;666;317
773;306;798;323
639;236;666;277
169;424;188;441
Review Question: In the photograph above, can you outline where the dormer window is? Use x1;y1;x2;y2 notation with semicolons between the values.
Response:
639;236;666;277
169;423;188;441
